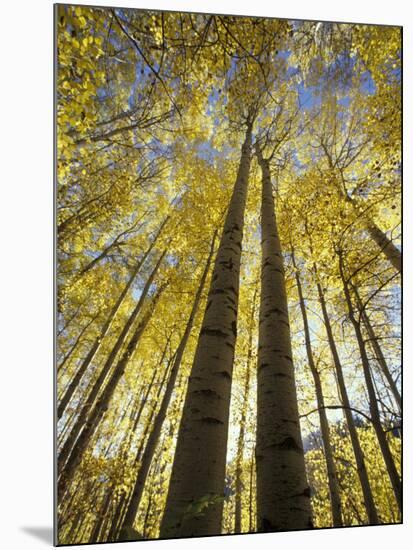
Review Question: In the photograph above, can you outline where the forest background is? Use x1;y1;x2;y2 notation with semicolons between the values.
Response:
54;0;401;544
0;1;412;550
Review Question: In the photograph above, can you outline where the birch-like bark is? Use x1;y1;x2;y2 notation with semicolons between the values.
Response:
108;354;171;542
316;278;379;524
352;288;401;412
59;283;165;503
339;254;401;512
57;314;97;376
89;489;112;543
292;257;343;527
234;288;257;533
131;367;159;434
255;147;312;532
160;121;254;538
248;454;254;532
57;217;168;419
58;261;166;500
58;251;166;469
367;223;401;273
120;234;216;537
323;151;401;272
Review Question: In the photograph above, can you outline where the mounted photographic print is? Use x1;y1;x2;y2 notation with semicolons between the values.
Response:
55;3;402;545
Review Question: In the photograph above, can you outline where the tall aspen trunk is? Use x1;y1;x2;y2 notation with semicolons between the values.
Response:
120;234;216;538
135;354;175;466
107;418;142;540
248;454;254;532
66;511;83;544
58;251;166;470
77;237;121;278
108;362;168;542
90;489;112;543
234;423;246;533
58;480;79;534
57;407;77;447
292;257;342;526
315;277;379;524
352;288;401;412
338;254;402;512
255;147;312;532
160;120;254;538
131;367;159;433
324;155;401;272
58;300;87;337
58;269;166;501
366;223;401;273
234;288;257;533
111;351;176;541
57;219;169;419
108;493;127;542
57;313;97;376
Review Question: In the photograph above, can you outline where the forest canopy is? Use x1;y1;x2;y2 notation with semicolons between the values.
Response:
56;4;401;545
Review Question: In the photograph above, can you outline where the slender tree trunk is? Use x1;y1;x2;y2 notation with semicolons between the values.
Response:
353;288;401;412
57;301;85;337
120;234;216;538
57;407;77;447
61;476;96;542
339;254;402;512
57;218;168;419
315;277;379;524
234;404;246;533
234;288;257;533
324;154;401;272
292;257;343;527
74;109;174;146
90;489;112;543
58;261;166;501
160;120;254;538
58;251;166;469
109;350;175;541
134;355;175;465
57;313;97;376
57;180;120;239
79;240;118;276
78;212;147;277
108;493;127;542
142;486;155;538
164;374;186;440
59;282;166;502
366;223;401;273
255;147;312;532
58;263;138;419
66;511;83;544
57;478;81;529
248;453;254;532
131;367;159;433
105;371;158;545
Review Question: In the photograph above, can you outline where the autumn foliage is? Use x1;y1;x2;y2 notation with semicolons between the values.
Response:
56;5;401;544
